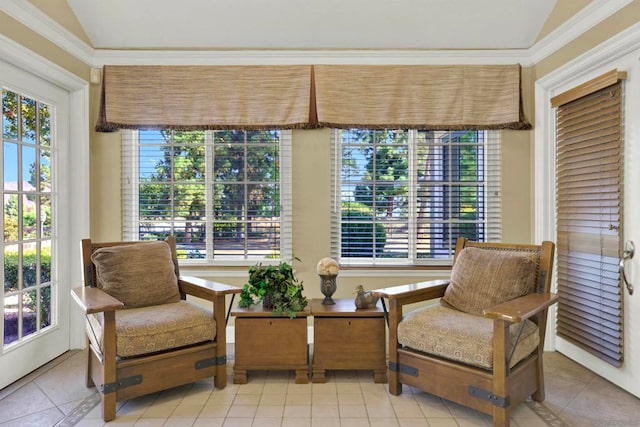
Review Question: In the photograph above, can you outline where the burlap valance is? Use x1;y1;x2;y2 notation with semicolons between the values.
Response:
314;64;530;130
96;65;314;132
96;64;530;132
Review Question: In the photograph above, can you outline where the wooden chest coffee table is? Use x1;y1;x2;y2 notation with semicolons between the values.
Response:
311;298;387;383
231;304;310;384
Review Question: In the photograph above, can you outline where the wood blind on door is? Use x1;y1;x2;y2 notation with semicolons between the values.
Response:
553;70;625;367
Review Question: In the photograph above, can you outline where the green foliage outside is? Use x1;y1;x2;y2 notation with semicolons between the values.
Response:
3;246;52;343
138;130;281;257
341;202;387;257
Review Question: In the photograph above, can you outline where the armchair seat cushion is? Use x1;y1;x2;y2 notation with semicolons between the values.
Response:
397;305;539;370
88;301;216;358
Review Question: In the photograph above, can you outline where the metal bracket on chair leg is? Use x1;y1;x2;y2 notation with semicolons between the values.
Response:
468;385;509;408
195;355;227;370
100;375;143;394
389;362;419;377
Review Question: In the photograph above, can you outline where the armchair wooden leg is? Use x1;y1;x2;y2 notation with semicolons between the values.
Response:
388;299;402;396
85;338;94;388
214;361;227;389
532;350;545;402
101;311;117;422
492;407;510;427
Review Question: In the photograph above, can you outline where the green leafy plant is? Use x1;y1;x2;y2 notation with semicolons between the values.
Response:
238;261;307;318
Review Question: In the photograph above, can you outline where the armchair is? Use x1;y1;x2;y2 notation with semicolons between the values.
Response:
373;237;556;427
71;236;240;421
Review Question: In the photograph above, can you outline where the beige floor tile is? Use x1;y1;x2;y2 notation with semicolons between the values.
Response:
234;394;261;405
226;404;258;418
369;418;400;427
366;403;396;418
199;405;231;418
283;404;311;418
338;393;364;405
340;418;370;427
281;417;312;427
171;404;204;417
398;418;430;427
509;416;548;427
286;394;312;405
252;417;282;426
418;403;451;418
444;400;481;418
424;418;460;427
236;383;265;395
0;406;64;426
75;418;107;427
310;404;339;418
259;393;286;405
141;405;176;418
338;404;368;418
255;404;284;417
336;383;362;394
191;418;224;427
0;383;56;423
392;401;424;418
262;383;288;394
287;383;313;395
164;417;197;426
131;418;167;426
455;416;491;426
311;383;337;395
312;393;338;405
221;418;253;427
207;395;235;406
311;417;340;426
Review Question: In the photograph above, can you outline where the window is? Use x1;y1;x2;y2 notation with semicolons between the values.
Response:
2;89;53;345
122;129;292;262
331;129;501;265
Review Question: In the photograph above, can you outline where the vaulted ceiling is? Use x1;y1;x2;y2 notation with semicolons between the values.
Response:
64;0;559;50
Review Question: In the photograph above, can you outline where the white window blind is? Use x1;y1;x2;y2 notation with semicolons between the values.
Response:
122;129;292;262
331;129;501;266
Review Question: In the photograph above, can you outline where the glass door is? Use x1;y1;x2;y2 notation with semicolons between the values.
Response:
1;59;70;388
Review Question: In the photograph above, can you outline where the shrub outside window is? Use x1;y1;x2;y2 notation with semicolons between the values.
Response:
122;129;292;262
332;129;501;266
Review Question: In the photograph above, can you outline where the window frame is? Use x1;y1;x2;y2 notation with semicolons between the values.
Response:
331;129;501;267
121;129;293;266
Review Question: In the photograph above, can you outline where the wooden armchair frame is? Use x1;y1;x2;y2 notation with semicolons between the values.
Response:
71;236;241;421
373;237;556;427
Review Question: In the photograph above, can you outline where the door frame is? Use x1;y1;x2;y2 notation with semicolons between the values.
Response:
0;34;89;352
535;23;640;396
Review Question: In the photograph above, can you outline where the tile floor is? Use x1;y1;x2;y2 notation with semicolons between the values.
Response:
1;349;640;426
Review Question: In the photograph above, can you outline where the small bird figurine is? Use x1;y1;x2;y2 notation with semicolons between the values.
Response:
354;285;380;309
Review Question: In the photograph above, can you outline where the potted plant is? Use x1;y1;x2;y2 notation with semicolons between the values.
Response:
238;261;308;318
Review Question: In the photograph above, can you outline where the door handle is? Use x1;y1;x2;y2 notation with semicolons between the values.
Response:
620;240;634;295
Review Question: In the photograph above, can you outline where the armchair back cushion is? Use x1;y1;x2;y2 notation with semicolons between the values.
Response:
91;241;180;308
441;247;537;315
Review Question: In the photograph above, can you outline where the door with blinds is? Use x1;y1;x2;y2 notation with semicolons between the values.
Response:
552;67;640;397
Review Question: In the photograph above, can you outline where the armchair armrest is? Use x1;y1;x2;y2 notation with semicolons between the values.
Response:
178;275;242;301
71;286;124;314
483;292;559;323
372;280;449;305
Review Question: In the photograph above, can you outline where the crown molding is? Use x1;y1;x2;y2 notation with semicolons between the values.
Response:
529;0;634;65
1;0;94;65
0;0;633;67
91;48;531;66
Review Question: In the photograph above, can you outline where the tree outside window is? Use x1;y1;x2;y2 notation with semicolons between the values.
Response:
334;129;500;265
124;129;290;261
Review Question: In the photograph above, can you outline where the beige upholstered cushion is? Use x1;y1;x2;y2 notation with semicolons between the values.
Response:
397;305;539;370
91;241;180;308
441;247;537;315
87;300;216;358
